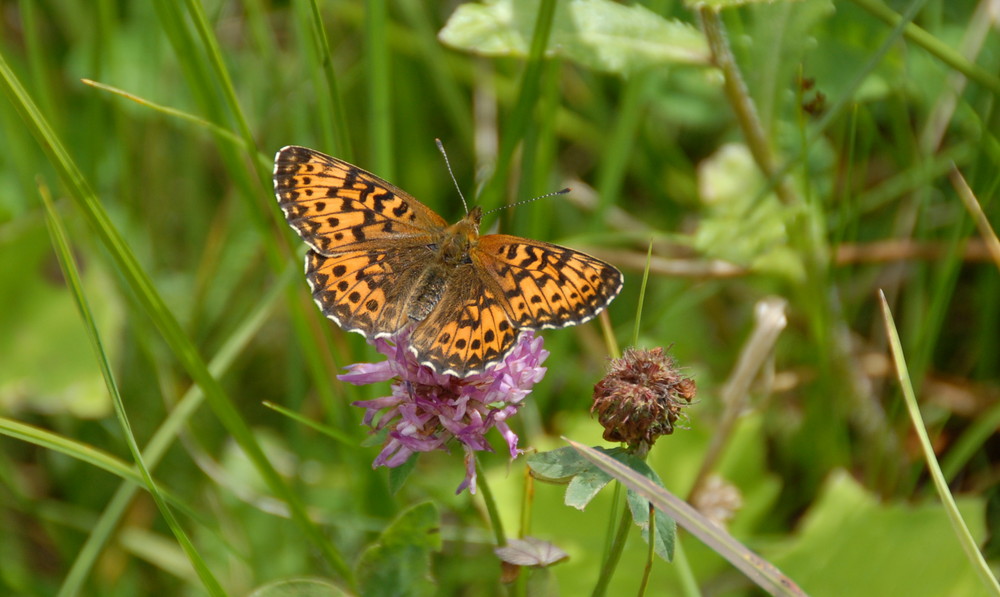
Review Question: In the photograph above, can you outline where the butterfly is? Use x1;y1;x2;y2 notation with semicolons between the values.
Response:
273;146;623;378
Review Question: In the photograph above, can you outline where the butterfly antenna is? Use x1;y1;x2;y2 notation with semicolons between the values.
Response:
435;138;470;214
481;187;570;217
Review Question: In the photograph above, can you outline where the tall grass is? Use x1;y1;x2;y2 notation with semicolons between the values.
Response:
0;0;997;595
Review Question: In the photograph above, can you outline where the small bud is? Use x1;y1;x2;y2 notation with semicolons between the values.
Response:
591;347;695;448
692;474;742;528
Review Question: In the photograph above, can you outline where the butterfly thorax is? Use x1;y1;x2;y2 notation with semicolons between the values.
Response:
408;207;483;323
435;206;482;267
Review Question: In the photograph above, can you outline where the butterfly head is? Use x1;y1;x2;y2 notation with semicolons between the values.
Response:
439;206;483;264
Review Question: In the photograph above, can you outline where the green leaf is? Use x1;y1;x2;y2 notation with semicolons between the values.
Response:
687;0;791;8
526;446;595;482
694;143;805;280
248;578;349;597
440;0;710;76
356;502;441;597
0;218;120;418
616;454;677;562
625;489;677;562
494;537;569;567
566;440;804;595
768;471;988;596
565;465;613;509
389;456;418;495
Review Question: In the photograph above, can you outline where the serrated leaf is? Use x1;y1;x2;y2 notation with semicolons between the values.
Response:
440;0;710;76
627;489;677;562
495;537;570;567
356;502;441;597
566;441;802;594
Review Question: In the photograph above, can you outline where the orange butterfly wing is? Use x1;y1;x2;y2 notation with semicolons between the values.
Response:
274;146;447;255
474;235;623;330
407;263;520;376
306;248;434;340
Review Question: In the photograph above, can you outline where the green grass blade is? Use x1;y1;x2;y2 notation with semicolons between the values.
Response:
567;440;806;597
58;264;298;597
181;0;260;160
80;78;246;149
0;417;145;486
365;0;394;176
847;0;1000;95
479;0;560;211
0;49;353;586
263;400;358;447
40;183;226;596
631;242;654;347
878;291;1000;595
303;0;353;158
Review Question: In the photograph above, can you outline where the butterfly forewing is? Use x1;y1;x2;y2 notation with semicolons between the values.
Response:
274;146;447;255
474;235;623;331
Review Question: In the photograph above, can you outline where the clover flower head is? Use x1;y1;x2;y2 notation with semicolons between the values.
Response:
591;346;695;449
339;329;548;494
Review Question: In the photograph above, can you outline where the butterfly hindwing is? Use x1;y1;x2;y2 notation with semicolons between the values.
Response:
407;265;520;377
306;247;434;338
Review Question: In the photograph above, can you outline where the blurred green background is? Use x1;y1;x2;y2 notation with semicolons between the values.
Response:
0;0;997;595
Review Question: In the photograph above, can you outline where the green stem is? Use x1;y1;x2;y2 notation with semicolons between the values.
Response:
847;0;1000;95
637;503;655;597
480;0;559;211
591;499;633;597
698;7;798;207
477;459;507;546
365;0;393;176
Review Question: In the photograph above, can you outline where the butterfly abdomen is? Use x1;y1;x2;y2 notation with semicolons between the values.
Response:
408;266;449;322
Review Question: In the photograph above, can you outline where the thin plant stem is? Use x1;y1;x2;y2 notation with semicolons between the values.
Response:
637;502;655;596
847;0;1000;95
631;242;653;348
476;459;507;547
698;7;798;207
591;498;633;597
519;463;534;538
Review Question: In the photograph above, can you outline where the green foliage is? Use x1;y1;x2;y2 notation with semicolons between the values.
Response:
0;0;997;595
528;447;677;561
0;218;120;418
440;0;710;74
769;471;987;596
356;503;441;597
